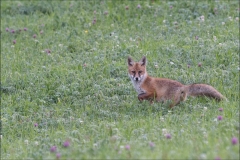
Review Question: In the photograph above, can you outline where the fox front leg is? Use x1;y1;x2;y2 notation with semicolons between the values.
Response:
138;92;154;102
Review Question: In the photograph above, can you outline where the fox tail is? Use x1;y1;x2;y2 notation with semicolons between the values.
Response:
186;84;225;101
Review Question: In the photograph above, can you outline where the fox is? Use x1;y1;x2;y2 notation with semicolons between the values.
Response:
127;56;225;108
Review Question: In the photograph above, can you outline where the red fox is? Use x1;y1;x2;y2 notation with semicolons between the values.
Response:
128;56;225;108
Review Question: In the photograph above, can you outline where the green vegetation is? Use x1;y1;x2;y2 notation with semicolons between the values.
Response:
1;1;239;159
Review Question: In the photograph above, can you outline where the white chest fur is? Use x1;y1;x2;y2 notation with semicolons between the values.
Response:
131;80;145;94
129;74;146;94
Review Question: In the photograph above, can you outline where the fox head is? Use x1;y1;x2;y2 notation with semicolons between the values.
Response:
128;56;147;82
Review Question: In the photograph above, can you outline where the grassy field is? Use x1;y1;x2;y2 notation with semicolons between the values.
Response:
1;0;239;159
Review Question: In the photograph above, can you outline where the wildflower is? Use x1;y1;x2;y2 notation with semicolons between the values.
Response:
165;133;171;139
0;135;2;139
170;62;174;65
92;19;96;24
85;30;88;33
163;20;166;23
137;4;141;9
59;44;63;47
34;123;38;127
187;64;190;68
24;140;29;145
63;140;70;147
215;157;221;160
125;6;129;10
13;40;16;44
104;11;108;15
213;36;217;41
24;28;28;31
6;28;9;32
218;108;223;112
236;17;239;21
149;141;155;148
56;153;61;159
198;62;202;67
200;154;207;159
231;137;238;145
222;22;225;25
217;115;223;121
228;16;233;21
170;5;173;9
195;36;199;40
34;141;39;146
125;144;130;150
203;107;207;110
40;30;43;34
120;145;124;149
50;146;57;152
11;30;15;33
200;15;205;22
45;49;51;54
162;128;167;135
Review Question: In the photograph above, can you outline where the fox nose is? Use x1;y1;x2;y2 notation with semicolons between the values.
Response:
135;77;139;81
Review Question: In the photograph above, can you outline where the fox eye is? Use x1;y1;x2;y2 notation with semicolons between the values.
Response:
138;71;142;74
132;71;136;74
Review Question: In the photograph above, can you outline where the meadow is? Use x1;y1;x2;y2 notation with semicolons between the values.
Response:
1;0;239;159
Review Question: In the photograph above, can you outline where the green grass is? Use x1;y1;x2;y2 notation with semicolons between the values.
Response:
1;0;239;159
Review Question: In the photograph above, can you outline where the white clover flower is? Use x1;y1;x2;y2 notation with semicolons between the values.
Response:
203;107;207;110
24;140;29;145
222;22;225;25
162;128;167;135
170;62;174;65
213;36;217;41
34;141;39;146
200;153;207;159
93;143;98;147
163;20;166;23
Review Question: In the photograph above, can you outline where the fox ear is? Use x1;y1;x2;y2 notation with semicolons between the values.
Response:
128;56;134;66
139;56;147;66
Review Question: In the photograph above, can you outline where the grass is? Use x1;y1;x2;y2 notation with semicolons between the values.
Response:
1;0;239;159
